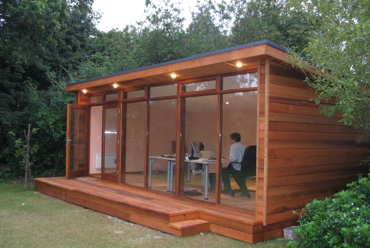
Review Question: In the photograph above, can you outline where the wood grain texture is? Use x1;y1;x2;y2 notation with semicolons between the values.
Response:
263;63;369;225
34;177;291;244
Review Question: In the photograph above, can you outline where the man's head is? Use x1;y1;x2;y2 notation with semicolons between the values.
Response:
229;132;241;143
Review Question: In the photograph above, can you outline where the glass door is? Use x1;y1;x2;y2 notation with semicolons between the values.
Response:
101;104;118;182
181;95;218;202
66;104;88;179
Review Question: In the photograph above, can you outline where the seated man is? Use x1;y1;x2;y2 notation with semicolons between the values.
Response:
221;132;247;195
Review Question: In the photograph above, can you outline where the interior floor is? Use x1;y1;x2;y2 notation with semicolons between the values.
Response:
115;172;256;211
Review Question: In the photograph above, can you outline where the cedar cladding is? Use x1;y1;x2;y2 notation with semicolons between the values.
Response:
262;61;368;225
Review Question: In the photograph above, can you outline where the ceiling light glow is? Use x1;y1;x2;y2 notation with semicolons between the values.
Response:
170;73;177;79
82;89;87;94
113;83;118;88
236;62;243;68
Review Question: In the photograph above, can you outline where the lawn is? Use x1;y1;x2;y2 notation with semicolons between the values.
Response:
0;182;289;248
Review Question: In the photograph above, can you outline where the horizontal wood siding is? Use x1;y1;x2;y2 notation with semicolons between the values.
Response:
264;62;369;225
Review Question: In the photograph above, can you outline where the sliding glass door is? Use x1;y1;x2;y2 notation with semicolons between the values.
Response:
101;104;118;182
121;101;147;187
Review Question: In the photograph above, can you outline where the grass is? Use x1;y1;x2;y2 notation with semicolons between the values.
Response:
0;182;289;248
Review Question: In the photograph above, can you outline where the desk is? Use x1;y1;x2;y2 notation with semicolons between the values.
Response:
148;156;176;192
148;156;228;200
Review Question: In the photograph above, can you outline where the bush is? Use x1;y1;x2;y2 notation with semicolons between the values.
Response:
288;174;370;248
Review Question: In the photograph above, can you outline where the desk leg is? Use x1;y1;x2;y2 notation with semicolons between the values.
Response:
167;162;171;192
148;158;156;188
204;164;209;200
167;161;176;192
187;162;190;182
171;161;176;192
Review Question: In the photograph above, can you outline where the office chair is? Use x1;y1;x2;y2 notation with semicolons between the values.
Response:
230;145;257;198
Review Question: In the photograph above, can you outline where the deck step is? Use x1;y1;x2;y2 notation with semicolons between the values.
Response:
169;219;210;237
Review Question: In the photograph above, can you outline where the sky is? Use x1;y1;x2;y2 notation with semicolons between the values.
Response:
92;0;220;32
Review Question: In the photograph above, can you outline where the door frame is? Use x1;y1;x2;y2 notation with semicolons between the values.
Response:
66;104;88;179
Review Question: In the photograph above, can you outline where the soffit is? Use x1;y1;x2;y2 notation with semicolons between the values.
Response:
67;42;288;93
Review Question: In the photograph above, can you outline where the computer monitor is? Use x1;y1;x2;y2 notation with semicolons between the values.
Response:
190;141;205;157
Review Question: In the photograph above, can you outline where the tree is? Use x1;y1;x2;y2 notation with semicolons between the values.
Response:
184;0;230;55
0;0;98;180
290;0;370;141
227;0;313;52
76;27;141;80
136;0;187;65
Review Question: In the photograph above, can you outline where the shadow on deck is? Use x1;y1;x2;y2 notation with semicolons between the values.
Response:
35;177;288;243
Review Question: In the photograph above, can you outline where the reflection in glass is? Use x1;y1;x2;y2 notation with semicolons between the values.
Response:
105;93;118;101
150;84;177;98
183;95;217;202
223;73;258;90
125;90;145;99
184;80;216;92
148;99;176;193
69;108;87;173
122;102;146;187
102;107;117;181
220;91;257;210
88;95;103;104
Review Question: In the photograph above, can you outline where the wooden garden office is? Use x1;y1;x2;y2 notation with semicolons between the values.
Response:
35;40;369;243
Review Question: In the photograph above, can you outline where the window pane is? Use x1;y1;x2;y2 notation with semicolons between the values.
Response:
125;90;144;99
105;93;118;101
150;84;177;98
89;106;102;175
182;95;217;202
184;80;215;92
88;95;103;104
223;73;258;90
148;99;177;193
220;91;257;210
102;107;118;181
121;101;146;187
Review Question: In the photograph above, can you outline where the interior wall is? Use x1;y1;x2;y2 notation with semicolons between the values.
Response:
149;100;177;171
89;106;102;174
185;110;217;155
125;102;147;172
222;92;258;155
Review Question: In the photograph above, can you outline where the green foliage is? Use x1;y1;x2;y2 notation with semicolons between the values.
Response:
227;0;313;52
137;0;188;64
0;0;97;180
9;128;39;163
74;27;141;81
1;0;367;181
289;0;370;141
26;80;75;177
288;174;370;248
185;0;231;55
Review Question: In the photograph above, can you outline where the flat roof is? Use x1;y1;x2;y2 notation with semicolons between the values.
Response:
67;40;288;92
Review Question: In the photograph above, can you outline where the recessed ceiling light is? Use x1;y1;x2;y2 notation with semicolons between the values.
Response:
236;62;243;68
225;102;230;105
170;73;177;79
113;83;118;88
82;89;87;94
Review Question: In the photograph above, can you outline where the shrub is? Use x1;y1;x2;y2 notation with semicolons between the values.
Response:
288;174;370;248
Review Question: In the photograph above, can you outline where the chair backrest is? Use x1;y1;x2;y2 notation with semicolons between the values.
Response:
241;145;257;176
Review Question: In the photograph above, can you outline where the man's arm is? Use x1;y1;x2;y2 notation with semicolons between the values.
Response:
229;144;238;163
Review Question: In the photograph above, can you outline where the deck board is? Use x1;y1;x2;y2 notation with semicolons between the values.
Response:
35;177;291;243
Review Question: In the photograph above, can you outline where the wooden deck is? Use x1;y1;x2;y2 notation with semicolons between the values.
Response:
35;177;296;243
